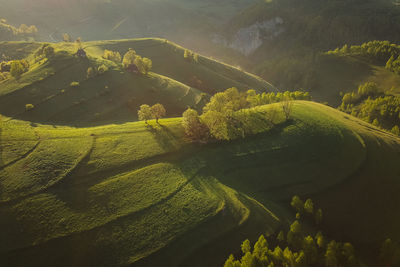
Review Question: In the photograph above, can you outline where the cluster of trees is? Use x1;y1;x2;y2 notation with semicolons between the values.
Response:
246;90;311;108
184;49;199;63
138;103;166;124
385;55;400;75
327;41;400;64
224;195;400;267
87;64;108;78
17;24;38;35
327;40;400;75
182;88;311;142
339;82;400;135
34;44;55;61
122;48;152;75
103;50;122;64
290;196;322;225
224;196;359;267
0;55;30;80
0;19;38;41
9;60;29;79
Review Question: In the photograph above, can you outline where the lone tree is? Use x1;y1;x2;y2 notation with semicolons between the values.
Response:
151;103;166;123
281;96;293;120
138;104;152;124
63;33;72;42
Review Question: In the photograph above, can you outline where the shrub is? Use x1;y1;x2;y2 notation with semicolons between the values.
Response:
97;64;108;74
87;67;96;78
70;81;80;87
25;104;34;111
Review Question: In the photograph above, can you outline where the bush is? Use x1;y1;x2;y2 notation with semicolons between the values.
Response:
87;67;96;79
70;81;80;87
97;64;108;74
25;104;34;111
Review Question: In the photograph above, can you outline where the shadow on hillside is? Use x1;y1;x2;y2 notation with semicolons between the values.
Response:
146;123;179;151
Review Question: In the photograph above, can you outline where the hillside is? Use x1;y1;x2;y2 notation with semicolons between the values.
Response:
0;101;399;266
0;39;274;126
255;51;400;106
206;0;400;104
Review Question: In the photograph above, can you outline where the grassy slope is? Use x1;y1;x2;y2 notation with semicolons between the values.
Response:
0;101;399;266
310;54;400;105
0;39;274;126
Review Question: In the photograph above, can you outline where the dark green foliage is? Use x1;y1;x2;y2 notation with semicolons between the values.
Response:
291;195;304;214
224;196;365;267
380;239;400;266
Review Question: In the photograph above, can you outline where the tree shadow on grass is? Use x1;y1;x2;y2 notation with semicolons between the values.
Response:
146;123;180;151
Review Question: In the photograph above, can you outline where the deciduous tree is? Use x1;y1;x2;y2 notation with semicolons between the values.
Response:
138;104;152;124
151;103;166;123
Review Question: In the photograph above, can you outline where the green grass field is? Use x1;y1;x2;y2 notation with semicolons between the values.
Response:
0;39;275;126
1;100;399;266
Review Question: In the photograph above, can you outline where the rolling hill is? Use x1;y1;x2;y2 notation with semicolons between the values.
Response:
0;101;399;266
255;51;400;106
0;38;274;126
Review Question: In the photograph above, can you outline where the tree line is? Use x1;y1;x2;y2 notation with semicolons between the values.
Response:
224;195;400;267
182;88;311;142
327;40;400;76
339;82;400;135
0;18;38;41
